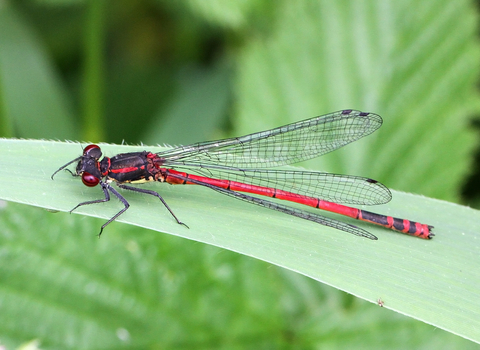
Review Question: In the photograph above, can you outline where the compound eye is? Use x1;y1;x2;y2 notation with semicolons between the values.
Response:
81;172;100;187
83;144;102;159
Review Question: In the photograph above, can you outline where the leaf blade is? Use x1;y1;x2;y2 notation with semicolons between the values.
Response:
1;139;479;343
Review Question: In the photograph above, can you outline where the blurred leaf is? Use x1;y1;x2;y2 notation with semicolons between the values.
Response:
81;0;107;142
179;0;266;30
142;62;231;146
0;59;11;136
0;4;76;139
1;139;480;346
34;0;85;4
235;0;480;202
104;63;178;144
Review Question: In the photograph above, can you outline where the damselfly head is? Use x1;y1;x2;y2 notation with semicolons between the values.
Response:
74;144;103;186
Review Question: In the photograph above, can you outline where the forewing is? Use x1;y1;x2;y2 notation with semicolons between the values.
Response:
159;110;382;168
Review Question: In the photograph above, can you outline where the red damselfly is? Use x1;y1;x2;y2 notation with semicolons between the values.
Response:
51;109;433;240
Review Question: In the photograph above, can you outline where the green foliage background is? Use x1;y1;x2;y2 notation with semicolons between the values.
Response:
1;0;480;349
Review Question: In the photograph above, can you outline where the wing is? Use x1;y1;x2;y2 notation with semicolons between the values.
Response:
169;167;392;206
158;110;382;169
166;170;378;240
211;186;378;240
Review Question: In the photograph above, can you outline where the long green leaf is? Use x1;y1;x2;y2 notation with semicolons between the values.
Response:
1;139;479;345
